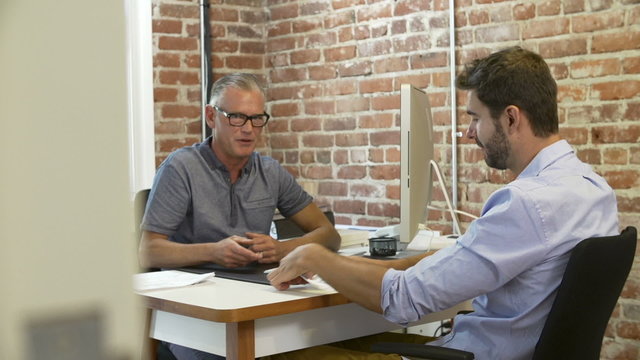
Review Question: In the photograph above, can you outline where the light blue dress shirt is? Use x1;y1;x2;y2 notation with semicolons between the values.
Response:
381;140;619;360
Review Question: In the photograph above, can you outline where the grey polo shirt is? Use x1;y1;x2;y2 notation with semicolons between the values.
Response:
141;137;312;244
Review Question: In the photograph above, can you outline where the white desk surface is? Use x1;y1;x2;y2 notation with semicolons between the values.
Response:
139;273;471;359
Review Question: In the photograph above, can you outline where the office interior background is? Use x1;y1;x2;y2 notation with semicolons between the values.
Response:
150;0;639;358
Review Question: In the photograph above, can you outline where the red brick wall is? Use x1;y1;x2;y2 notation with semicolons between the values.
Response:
152;0;640;357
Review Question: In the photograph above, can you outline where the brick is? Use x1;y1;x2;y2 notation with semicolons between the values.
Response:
324;79;357;96
267;22;291;37
332;0;366;9
592;81;640;101
304;100;335;115
266;37;297;52
324;11;355;29
372;94;400;111
369;148;384;162
240;41;265;54
468;9;490;25
370;130;400;146
157;137;200;154
562;0;584;14
284;151;298;164
592;31;640;53
359;78;393;94
270;102;300;117
301;1;330;15
154;88;179;102
270;3;299;20
358;39;392;57
625;102;640;121
370;164;400;180
572;10;624;33
334;199;366;215
270;134;299;149
570;58;621;78
324;117;356;131
337;165;367;179
306;32;338;47
371;23;389;38
475;24;519;43
392;19;407;35
603;148;628;165
155;120;184;134
154;53;181;68
616;321;640;340
373;57;409;73
267;119;289;133
558;127;588;145
338;26;354;42
538;0;561;15
318;181;348;196
225;55;263;69
291;49;321;64
184;54;200;68
333;149;349;164
393;74;430;90
394;0;429;16
228;25;262;39
323;79;357;96
410;51;448;69
367;202;400;217
336;97;371;113
354;25;370;40
159;70;200;85
592;125;640;144
240;9;266;23
338;61;372;77
158;36;198;51
291;118;322;132
557;84;587;102
350;183;382;197
153;19;182;34
336;133;368;146
270;68;307;83
350;149;368;163
358;113;394;128
393;34;430;53
210;7;239;22
324;46;357;62
357;3;392;21
292;18;323;33
159;3;199;19
301;165;333;179
523;18;569;39
623;57;640;74
576;148;601;165
212;39;239;53
309;63;339;81
316;150;332;164
603;170;640;189
539;38;588;59
302;134;334;148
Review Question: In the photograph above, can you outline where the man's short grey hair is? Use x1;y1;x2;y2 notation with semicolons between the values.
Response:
208;73;265;106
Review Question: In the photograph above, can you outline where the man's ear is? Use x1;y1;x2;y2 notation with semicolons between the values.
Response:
504;105;521;134
205;104;216;129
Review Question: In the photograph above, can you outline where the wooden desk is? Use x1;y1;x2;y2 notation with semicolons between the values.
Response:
140;276;469;360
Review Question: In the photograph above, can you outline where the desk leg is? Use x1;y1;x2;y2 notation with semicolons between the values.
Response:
226;320;255;360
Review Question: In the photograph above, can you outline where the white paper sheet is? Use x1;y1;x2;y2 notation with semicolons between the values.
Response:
133;270;215;292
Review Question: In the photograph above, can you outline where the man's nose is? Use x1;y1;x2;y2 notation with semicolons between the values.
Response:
466;124;476;139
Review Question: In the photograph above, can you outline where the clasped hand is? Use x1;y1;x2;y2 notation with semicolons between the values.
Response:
214;233;286;268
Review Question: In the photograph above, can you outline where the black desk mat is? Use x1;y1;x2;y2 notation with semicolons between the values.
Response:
179;262;276;285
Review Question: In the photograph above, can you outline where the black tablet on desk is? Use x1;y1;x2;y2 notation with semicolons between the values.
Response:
179;262;276;286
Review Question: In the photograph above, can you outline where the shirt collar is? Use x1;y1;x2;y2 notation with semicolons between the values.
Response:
517;139;574;179
197;136;254;174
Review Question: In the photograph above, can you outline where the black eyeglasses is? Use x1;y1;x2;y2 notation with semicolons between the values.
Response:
213;105;270;128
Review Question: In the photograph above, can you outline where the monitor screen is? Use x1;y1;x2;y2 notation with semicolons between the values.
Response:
399;84;434;243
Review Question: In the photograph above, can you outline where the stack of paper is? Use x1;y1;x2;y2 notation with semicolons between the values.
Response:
133;270;215;292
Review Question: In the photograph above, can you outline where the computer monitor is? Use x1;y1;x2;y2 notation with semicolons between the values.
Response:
399;84;434;243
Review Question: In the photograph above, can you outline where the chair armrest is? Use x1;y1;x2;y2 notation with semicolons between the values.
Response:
371;342;474;360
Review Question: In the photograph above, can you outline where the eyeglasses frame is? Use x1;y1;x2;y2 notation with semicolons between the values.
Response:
213;105;270;128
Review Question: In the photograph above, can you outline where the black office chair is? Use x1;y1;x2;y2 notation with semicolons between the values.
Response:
371;226;637;360
273;207;335;239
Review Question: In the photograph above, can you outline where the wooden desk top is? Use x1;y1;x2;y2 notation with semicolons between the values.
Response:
139;276;351;323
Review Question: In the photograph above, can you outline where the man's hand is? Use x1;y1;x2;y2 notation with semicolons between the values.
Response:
246;232;290;264
212;236;262;268
267;244;319;290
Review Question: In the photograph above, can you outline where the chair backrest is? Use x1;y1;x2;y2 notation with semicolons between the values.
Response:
533;226;637;360
273;208;335;240
134;189;151;239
